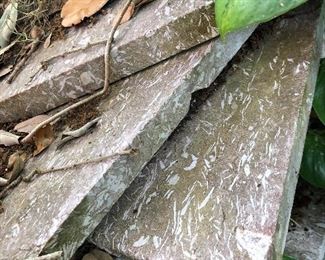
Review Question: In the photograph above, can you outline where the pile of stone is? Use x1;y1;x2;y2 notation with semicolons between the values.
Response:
0;0;324;259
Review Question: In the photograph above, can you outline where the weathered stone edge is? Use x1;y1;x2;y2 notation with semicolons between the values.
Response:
40;27;256;259
273;3;325;258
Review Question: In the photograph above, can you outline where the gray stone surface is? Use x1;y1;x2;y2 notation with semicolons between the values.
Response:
0;0;217;123
285;181;325;260
321;27;325;59
0;26;254;259
90;3;325;259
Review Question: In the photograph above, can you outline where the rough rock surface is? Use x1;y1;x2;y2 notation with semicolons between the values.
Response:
0;0;217;123
0;27;254;259
285;180;325;260
90;3;325;259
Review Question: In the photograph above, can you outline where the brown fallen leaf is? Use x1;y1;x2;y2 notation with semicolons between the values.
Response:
43;33;52;49
120;0;154;24
5;152;25;183
61;0;110;27
0;65;13;78
0;130;20;146
33;124;54;156
0;40;17;56
14;115;50;134
0;177;8;187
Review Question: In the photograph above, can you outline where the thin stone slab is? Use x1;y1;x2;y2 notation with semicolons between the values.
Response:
319;1;325;59
90;3;325;259
0;0;217;123
0;27;254;259
285;181;325;260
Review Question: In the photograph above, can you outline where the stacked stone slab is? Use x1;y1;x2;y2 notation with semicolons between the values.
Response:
0;23;254;260
90;2;325;259
0;0;218;123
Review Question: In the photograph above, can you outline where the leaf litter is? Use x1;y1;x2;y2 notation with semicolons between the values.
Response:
0;0;156;211
0;0;66;79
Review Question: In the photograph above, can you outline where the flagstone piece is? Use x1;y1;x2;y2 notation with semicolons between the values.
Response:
0;26;254;259
0;0;217;123
90;3;325;259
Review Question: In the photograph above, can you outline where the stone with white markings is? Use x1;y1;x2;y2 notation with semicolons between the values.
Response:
0;0;217;123
90;3;325;259
0;27;254;259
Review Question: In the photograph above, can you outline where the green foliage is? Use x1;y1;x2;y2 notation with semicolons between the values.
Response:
314;60;325;125
300;130;325;188
215;0;307;37
283;255;296;260
300;60;325;188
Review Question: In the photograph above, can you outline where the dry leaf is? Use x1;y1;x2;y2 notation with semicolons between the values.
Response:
120;3;135;24
61;0;110;27
43;33;52;49
14;115;50;134
30;26;43;40
0;65;13;78
0;40;16;56
5;152;25;183
57;117;100;149
33;124;54;156
0;177;8;187
120;0;154;24
0;130;20;146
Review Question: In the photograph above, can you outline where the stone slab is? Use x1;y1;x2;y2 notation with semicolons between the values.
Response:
284;180;325;260
318;0;325;58
0;26;255;259
90;3;325;259
0;0;217;123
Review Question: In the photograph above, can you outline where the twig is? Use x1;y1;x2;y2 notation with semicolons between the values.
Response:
21;0;133;144
7;38;40;83
22;148;137;182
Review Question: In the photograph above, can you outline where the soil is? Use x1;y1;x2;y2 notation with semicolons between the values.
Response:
54;95;101;133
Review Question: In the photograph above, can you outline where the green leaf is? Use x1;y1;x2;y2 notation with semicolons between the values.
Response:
282;255;296;260
300;130;325;188
314;59;325;126
215;0;307;37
